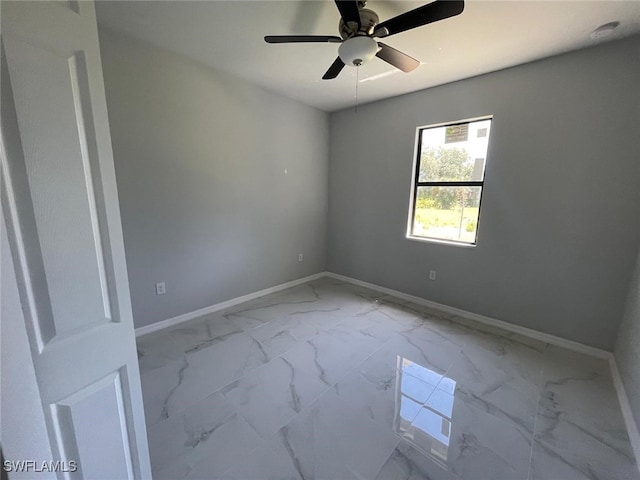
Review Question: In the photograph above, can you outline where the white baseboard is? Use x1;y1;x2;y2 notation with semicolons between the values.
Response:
325;272;610;359
609;357;640;473
134;272;326;337
137;269;609;357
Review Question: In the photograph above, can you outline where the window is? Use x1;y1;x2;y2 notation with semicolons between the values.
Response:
408;117;492;245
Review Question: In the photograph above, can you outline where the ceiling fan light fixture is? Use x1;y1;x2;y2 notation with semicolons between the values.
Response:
338;36;379;66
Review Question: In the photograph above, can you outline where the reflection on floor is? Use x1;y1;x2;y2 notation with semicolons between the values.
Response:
137;277;639;480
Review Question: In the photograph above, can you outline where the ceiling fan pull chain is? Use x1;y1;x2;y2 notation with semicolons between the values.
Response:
354;65;359;113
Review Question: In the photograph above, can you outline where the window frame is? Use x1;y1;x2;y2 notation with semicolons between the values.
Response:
407;116;493;246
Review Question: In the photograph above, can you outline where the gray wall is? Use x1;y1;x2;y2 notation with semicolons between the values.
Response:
616;245;640;433
98;29;329;328
328;36;640;350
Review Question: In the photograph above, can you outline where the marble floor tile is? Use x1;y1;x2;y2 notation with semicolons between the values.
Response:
222;356;331;437
440;336;544;434
218;444;303;480
147;392;265;480
308;280;387;315
402;394;533;480
183;413;265;479
399;326;465;367
277;307;342;337
222;310;275;331
140;331;271;425
271;389;401;480
416;315;479;347
324;307;380;333
137;279;639;480
361;305;426;335
530;419;640;480
375;440;463;480
218;286;320;331
223;283;323;321
140;356;189;426
540;346;623;424
360;333;458;391
246;320;303;357
147;410;190;475
532;346;640;480
280;326;386;387
463;321;548;353
165;314;244;354
329;359;434;435
137;331;185;374
152;455;191;480
377;299;451;327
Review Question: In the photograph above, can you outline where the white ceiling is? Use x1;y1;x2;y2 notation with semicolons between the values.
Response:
95;0;640;112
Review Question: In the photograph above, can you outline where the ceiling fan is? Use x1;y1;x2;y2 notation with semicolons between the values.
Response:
264;0;464;80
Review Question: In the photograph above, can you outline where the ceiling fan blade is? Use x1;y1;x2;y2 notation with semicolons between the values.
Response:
334;0;361;28
264;35;342;44
375;0;464;37
375;42;420;72
322;57;346;80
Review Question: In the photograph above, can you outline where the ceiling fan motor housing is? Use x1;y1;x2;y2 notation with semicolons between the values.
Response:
339;8;380;38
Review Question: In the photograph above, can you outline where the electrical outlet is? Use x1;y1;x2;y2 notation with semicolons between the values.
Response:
298;253;304;262
429;270;437;281
155;282;166;295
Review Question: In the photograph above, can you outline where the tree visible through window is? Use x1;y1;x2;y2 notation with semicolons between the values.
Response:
409;118;492;244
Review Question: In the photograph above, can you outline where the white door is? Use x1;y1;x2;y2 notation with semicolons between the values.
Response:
1;1;151;478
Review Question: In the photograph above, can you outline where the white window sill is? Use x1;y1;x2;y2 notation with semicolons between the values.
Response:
405;235;477;248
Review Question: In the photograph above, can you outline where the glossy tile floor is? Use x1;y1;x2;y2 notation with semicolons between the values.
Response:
137;278;639;480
